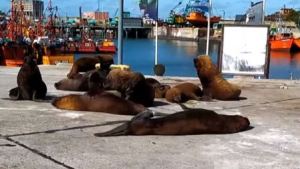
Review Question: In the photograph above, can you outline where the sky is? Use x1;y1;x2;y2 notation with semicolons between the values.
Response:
0;0;300;19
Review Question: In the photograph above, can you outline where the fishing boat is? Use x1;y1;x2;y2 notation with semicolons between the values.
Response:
0;0;28;67
2;42;28;67
184;0;220;27
97;39;117;53
186;12;220;27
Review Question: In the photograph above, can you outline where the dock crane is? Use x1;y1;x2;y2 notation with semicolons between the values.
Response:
167;1;186;26
109;8;119;27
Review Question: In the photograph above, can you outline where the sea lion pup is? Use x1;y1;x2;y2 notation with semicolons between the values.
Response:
9;55;47;100
145;78;171;98
94;108;250;136
193;55;241;100
104;69;155;107
53;71;145;115
165;82;203;103
67;54;114;78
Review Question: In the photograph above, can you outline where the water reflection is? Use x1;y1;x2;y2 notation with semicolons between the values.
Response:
269;51;300;79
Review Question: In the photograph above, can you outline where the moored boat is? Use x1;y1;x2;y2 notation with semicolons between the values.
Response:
269;34;293;51
1;42;28;67
186;11;220;27
97;39;117;53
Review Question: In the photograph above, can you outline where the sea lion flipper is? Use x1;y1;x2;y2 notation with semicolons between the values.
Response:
131;109;154;121
9;87;21;100
94;123;130;137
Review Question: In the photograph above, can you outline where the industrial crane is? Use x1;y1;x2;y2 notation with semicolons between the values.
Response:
167;1;186;26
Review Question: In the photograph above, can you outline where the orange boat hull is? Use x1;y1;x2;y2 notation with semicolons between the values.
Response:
269;38;293;51
186;12;220;27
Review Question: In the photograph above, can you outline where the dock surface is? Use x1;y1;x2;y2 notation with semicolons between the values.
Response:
0;65;300;169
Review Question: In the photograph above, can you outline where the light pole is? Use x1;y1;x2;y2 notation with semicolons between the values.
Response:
118;0;123;64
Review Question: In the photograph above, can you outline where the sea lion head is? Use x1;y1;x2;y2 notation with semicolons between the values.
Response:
23;55;37;67
154;84;171;98
194;55;219;78
165;87;182;103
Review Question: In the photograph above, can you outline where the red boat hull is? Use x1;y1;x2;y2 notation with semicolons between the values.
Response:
1;44;26;66
78;41;97;53
98;46;116;53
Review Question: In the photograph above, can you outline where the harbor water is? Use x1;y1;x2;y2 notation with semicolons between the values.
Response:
75;39;300;79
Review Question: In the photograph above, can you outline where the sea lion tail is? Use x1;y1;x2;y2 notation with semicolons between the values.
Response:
94;123;130;137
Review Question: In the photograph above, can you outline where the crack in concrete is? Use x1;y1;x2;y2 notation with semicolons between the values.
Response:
5;137;75;169
4;120;127;138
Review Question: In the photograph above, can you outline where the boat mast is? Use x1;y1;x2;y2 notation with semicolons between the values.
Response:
8;0;16;41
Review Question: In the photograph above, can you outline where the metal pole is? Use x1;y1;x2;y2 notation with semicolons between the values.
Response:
154;0;159;65
262;0;265;24
206;0;211;55
155;21;158;65
118;0;123;64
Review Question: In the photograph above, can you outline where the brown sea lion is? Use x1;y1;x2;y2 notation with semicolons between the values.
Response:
145;78;170;98
9;55;47;100
52;92;146;115
193;55;241;100
67;55;114;78
165;82;203;103
54;72;90;91
104;69;155;107
94;108;250;136
53;71;145;115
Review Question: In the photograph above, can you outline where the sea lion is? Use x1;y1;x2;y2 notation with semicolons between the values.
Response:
104;69;155;107
94;108;250;136
53;70;145;115
52;92;146;115
145;78;171;98
54;72;90;91
193;55;241;100
9;55;47;100
67;55;114;79
165;82;203;103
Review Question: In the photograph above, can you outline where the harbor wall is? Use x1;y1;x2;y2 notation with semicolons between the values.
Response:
150;26;214;41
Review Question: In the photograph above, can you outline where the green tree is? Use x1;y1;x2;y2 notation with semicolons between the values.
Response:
284;9;300;25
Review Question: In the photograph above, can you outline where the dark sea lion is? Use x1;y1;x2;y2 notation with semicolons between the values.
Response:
9;55;47;100
165;82;203;103
94;108;250;136
145;78;171;98
193;55;241;100
67;55;114;78
104;69;155;107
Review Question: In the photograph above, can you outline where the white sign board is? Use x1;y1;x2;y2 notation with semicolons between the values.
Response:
220;25;270;77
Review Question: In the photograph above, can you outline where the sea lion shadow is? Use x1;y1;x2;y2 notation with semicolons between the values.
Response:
222;97;248;101
1;95;58;103
152;101;170;107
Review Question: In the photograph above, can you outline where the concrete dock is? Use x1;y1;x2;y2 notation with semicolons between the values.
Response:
0;65;300;169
